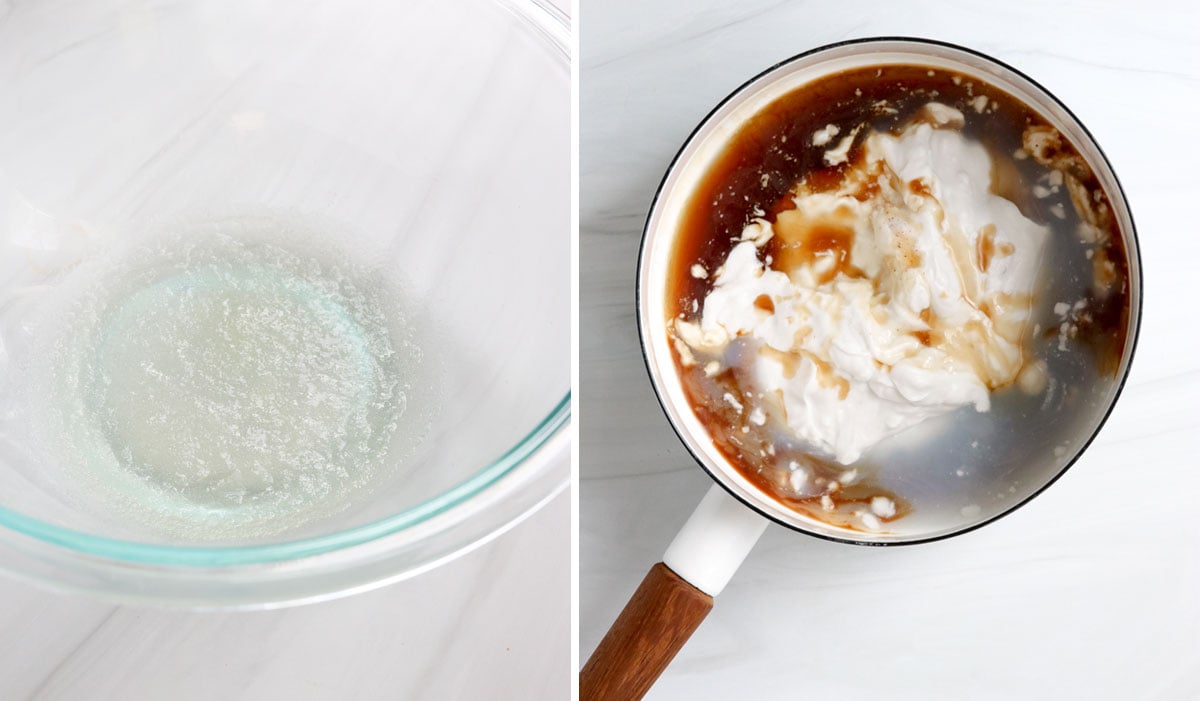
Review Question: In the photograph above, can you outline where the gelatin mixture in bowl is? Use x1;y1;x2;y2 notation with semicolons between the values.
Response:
0;0;569;606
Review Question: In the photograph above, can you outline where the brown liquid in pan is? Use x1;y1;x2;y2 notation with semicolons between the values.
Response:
664;65;1131;531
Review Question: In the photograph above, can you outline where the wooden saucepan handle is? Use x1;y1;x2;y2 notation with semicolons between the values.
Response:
580;562;714;701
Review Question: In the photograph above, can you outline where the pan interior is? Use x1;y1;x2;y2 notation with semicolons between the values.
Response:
639;39;1140;544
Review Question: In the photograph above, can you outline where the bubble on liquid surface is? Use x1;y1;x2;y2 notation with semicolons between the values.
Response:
32;223;436;542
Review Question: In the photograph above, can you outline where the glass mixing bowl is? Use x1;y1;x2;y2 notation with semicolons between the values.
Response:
0;0;569;607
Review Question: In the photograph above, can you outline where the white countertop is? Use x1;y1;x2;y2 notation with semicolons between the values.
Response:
0;491;569;700
580;1;1199;699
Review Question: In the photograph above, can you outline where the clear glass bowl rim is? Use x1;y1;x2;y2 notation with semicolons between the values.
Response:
0;0;571;570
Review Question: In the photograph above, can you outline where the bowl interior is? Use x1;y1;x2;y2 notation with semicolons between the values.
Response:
0;0;569;553
639;39;1141;544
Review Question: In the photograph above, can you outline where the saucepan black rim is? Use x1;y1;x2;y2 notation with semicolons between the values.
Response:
634;36;1144;547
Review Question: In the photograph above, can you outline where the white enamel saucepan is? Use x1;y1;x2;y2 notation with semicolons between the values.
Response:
582;38;1141;699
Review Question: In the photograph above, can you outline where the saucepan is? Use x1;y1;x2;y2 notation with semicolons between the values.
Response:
582;38;1141;699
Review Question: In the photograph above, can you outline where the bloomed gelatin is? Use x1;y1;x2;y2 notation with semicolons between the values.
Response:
33;221;436;541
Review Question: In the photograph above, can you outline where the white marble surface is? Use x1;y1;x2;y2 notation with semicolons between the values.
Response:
0;491;569;700
581;1;1200;699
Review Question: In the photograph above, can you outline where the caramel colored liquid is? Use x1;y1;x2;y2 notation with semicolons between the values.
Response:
665;65;1133;529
